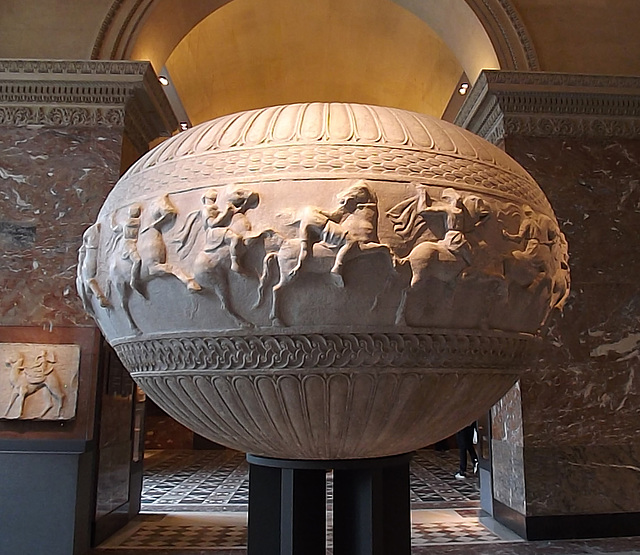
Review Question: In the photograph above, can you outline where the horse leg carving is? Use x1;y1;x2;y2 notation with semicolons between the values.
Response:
39;393;54;418
117;282;141;335
395;287;409;326
4;390;20;417
149;262;201;292
46;376;66;418
330;240;353;285
16;387;28;418
213;272;253;329
88;278;110;307
270;282;286;327
254;253;277;309
289;239;309;278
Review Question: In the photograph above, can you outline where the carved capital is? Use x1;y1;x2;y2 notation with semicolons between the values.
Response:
455;70;640;143
0;59;178;152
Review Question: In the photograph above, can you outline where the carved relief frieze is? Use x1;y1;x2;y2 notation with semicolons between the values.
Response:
80;179;568;336
0;343;80;420
456;70;640;143
0;105;125;127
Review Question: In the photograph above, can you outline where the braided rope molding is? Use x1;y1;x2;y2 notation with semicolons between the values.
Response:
457;71;640;142
113;331;538;375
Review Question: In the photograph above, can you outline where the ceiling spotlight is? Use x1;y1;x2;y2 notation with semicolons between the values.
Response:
179;122;189;131
458;82;469;95
158;75;170;86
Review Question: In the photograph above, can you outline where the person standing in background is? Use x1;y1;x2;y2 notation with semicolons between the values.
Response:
455;422;478;479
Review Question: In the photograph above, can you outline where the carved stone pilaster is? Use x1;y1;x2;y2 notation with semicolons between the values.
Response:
455;70;640;143
0;60;178;152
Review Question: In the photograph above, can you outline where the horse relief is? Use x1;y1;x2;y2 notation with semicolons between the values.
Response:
174;185;264;328
501;203;570;313
386;186;495;325
255;180;393;326
105;194;200;334
77;222;110;313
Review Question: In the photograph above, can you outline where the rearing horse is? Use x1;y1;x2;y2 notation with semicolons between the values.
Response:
106;194;200;334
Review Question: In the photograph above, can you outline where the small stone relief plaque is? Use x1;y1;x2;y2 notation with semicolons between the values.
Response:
0;343;80;421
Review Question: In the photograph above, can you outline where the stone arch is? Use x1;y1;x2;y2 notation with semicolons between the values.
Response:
92;0;538;81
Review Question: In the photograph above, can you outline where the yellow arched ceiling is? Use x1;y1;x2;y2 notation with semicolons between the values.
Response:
163;0;466;124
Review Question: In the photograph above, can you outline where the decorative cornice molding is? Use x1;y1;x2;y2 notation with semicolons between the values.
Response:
0;59;178;152
93;0;155;61
455;70;640;143
113;331;538;376
465;0;538;71
495;0;538;70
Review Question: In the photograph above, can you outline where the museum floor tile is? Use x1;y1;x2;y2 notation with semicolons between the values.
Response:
140;448;480;512
90;449;640;554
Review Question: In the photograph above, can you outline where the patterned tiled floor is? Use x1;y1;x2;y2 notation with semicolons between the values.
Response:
93;449;640;553
99;509;521;550
93;448;520;550
141;448;480;513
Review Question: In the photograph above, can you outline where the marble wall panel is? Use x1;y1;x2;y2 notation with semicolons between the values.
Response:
492;438;526;514
0;126;123;327
491;382;526;514
505;137;640;290
524;444;640;515
493;135;640;517
520;358;639;448
492;382;524;445
506;136;640;444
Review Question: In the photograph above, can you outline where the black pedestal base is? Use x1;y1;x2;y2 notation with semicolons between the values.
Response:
247;453;412;555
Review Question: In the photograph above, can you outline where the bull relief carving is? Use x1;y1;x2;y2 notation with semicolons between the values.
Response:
0;343;80;420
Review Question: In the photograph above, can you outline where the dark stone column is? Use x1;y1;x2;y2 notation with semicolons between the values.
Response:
247;453;412;555
457;70;640;540
0;60;177;555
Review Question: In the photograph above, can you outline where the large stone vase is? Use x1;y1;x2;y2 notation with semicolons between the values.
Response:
78;102;569;459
